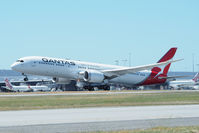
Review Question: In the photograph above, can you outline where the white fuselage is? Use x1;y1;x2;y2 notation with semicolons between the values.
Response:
11;85;50;92
12;86;32;92
31;86;51;92
11;56;152;86
169;80;196;89
193;85;199;90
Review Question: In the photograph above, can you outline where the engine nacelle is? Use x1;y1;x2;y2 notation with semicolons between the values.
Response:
82;70;105;83
52;77;71;84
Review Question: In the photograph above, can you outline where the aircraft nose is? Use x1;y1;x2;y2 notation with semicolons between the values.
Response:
11;62;20;71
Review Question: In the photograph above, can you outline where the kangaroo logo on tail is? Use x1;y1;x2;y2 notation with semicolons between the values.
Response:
141;47;177;85
193;73;199;82
5;78;13;90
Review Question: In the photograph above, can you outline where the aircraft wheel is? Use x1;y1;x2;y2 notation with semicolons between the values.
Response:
24;77;28;81
104;86;110;90
88;87;94;91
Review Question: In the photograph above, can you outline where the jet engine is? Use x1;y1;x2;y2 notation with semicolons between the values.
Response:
81;70;105;83
52;77;71;84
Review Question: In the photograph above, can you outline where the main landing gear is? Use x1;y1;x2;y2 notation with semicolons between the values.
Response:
84;85;110;91
22;73;29;81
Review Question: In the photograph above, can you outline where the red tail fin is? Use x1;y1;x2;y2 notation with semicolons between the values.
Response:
5;78;13;90
141;47;177;85
158;47;177;75
158;47;177;63
193;73;199;82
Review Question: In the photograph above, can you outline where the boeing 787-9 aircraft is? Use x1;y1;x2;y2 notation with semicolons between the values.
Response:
11;48;180;90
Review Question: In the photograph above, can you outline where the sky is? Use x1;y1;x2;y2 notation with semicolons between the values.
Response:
0;0;199;71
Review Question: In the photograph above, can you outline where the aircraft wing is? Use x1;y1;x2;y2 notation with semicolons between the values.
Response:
101;59;182;78
158;75;191;80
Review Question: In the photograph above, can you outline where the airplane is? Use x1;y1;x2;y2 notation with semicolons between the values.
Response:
193;85;199;90
11;47;181;91
4;79;51;92
169;73;199;90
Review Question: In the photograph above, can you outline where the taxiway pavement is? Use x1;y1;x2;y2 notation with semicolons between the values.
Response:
0;105;199;132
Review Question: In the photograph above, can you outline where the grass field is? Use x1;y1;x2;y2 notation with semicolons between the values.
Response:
0;91;199;111
90;126;199;133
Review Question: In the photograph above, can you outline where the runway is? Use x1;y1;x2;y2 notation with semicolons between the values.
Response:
0;105;199;132
0;90;199;97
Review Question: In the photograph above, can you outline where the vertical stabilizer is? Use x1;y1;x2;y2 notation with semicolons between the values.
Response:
5;78;13;90
158;48;177;63
141;47;177;85
193;73;199;82
157;47;177;75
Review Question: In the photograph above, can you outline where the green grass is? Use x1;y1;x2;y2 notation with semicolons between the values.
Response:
0;92;199;111
90;126;199;133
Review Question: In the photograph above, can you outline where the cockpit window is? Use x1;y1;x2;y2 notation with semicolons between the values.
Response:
16;60;24;63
